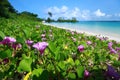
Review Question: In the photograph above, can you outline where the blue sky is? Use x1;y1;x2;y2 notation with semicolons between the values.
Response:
9;0;120;21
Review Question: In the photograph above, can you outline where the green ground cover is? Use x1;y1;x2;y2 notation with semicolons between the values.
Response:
0;18;120;80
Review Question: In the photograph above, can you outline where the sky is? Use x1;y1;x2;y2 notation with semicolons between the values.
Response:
9;0;120;21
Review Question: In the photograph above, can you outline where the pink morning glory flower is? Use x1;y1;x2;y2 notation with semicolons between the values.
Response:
33;42;48;55
108;42;113;50
118;53;120;61
108;42;117;54
87;41;92;45
12;43;22;50
99;37;104;41
84;70;90;79
42;38;47;41
110;48;117;54
71;31;74;35
78;45;84;52
26;40;33;46
41;34;46;38
116;47;120;52
3;58;9;64
0;37;16;45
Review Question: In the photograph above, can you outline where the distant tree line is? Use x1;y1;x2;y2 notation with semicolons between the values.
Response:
57;17;78;22
46;12;78;23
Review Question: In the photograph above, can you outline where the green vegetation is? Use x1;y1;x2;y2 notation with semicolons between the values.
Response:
46;17;78;23
0;0;17;18
46;12;78;22
0;0;120;80
0;18;120;80
0;0;43;21
57;17;78;22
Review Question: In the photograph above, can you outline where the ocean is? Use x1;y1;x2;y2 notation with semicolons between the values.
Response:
49;21;120;41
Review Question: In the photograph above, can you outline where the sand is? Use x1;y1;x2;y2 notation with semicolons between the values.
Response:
43;22;120;42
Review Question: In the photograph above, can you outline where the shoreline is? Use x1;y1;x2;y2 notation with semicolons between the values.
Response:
43;22;120;42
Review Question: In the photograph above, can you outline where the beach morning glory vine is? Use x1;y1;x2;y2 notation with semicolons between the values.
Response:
33;42;48;55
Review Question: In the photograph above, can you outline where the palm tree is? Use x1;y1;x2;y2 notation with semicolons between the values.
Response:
48;12;52;17
47;12;52;22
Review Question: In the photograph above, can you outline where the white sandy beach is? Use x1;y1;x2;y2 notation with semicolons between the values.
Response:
43;23;120;42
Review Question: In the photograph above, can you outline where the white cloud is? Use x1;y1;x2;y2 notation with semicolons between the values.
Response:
94;9;105;17
66;7;80;18
46;6;120;20
81;10;91;20
46;6;91;20
61;6;68;13
47;6;68;14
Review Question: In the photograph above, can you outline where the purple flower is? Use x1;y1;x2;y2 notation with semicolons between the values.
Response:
0;37;16;45
106;65;120;80
84;70;90;79
104;37;109;40
33;42;48;55
108;42;117;54
118;53;120;61
42;38;47;41
78;45;84;52
26;40;33;46
3;58;9;64
116;47;120;52
0;42;2;44
108;42;113;50
110;48;117;54
72;38;76;42
71;31;74;35
87;41;92;45
12;43;22;50
41;34;46;38
5;37;16;42
99;37;104;41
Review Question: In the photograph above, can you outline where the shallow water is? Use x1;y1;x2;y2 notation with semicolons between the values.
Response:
49;21;120;40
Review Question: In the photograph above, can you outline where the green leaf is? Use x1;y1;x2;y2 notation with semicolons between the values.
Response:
76;66;84;78
16;36;24;44
23;28;31;38
32;70;49;80
32;68;43;77
94;53;99;62
0;49;12;59
66;57;75;66
113;60;120;67
0;31;5;40
58;61;66;70
17;57;32;72
68;72;76;79
75;60;80;66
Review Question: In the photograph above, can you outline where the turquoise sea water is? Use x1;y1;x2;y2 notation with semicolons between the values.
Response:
49;21;120;41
